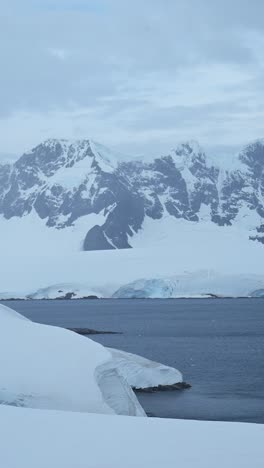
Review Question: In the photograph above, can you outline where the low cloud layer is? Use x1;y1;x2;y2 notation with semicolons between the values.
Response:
1;0;264;159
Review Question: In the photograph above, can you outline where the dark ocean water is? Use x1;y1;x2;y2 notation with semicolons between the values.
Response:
3;298;264;423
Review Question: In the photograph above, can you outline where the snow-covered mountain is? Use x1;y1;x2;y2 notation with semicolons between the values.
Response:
1;138;264;252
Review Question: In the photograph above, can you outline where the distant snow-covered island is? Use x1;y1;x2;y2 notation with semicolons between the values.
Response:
1;271;264;300
0;303;263;468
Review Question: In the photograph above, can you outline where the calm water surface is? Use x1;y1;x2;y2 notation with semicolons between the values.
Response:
3;298;264;423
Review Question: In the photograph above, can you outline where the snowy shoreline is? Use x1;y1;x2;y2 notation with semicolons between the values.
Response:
1;270;264;300
0;304;184;409
1;295;264;301
0;303;263;467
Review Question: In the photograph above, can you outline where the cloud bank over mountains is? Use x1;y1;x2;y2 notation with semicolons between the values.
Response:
1;0;264;158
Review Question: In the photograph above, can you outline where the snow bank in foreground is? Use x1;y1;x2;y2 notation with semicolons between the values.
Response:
0;304;144;416
0;405;263;468
108;348;182;389
112;271;264;298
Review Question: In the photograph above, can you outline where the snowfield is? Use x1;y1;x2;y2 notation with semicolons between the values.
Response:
0;405;263;468
1;204;264;298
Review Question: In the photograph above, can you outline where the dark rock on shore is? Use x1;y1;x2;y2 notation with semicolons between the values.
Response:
55;293;99;300
134;382;192;393
67;327;121;335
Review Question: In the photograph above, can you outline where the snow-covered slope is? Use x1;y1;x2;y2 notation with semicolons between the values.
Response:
0;304;184;414
108;348;182;389
0;304;145;416
0;405;263;468
1;233;264;298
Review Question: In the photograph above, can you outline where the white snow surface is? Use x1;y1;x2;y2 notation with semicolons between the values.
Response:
0;210;106;254
1;245;264;298
0;304;145;416
0;405;263;468
89;139;119;172
43;139;118;189
108;348;182;389
1;253;264;298
1;213;264;297
28;283;102;299
3;268;264;299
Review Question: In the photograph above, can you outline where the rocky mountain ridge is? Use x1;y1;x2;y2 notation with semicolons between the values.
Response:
0;138;264;250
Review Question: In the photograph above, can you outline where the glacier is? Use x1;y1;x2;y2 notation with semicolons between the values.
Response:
112;271;264;298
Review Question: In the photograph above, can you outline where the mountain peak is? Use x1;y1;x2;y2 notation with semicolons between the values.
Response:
239;139;264;176
18;138;120;176
174;140;203;156
41;138;119;173
2;136;264;252
170;141;207;172
89;140;118;173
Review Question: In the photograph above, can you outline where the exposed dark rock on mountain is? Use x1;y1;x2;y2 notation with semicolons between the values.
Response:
0;138;264;250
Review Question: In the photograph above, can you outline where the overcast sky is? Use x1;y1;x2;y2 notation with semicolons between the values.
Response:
1;0;264;160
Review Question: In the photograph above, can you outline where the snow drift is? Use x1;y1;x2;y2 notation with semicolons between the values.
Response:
108;348;182;389
0;304;144;416
0;405;263;468
0;304;183;416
